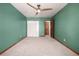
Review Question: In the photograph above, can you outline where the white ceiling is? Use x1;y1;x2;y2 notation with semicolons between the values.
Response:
11;3;67;18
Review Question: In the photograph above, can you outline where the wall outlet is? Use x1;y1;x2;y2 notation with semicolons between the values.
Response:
64;38;66;41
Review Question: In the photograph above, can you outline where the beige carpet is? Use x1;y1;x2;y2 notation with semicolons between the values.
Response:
1;36;78;56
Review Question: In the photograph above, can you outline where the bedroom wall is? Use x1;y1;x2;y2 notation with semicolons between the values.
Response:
0;3;26;53
54;3;79;53
39;20;45;36
27;17;51;36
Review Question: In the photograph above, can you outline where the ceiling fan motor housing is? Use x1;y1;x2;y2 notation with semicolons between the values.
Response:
37;5;40;9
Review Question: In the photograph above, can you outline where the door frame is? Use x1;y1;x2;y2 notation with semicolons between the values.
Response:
45;21;51;36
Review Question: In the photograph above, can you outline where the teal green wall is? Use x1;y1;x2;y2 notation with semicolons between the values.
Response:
0;3;26;53
27;17;51;20
39;20;45;36
54;3;79;53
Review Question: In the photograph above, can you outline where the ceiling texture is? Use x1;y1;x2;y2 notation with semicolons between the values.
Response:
11;3;67;18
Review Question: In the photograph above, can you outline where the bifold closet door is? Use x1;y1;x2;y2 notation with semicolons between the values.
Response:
27;21;39;37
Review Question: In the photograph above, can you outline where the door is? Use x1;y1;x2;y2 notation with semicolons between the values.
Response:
45;21;50;36
51;20;54;37
45;21;54;37
27;21;39;37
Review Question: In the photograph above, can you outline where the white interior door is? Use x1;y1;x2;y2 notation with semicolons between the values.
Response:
27;21;39;37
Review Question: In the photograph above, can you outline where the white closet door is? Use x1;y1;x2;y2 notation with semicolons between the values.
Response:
27;21;39;37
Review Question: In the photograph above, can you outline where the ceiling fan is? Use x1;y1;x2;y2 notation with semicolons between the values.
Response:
27;3;53;15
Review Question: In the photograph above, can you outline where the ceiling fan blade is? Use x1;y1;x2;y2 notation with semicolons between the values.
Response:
41;8;52;11
27;3;37;10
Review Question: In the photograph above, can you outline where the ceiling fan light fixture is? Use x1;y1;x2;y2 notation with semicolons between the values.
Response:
37;9;40;13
